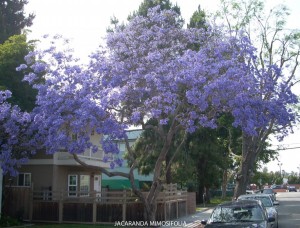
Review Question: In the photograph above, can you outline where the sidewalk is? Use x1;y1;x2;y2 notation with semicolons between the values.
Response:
160;208;214;228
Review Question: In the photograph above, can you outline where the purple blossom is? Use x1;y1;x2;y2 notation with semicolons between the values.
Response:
0;91;35;175
16;64;28;71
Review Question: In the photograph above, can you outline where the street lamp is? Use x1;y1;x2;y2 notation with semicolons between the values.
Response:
278;162;283;177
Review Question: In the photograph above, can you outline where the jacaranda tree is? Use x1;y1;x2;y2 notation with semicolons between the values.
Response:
216;0;300;197
18;6;298;221
0;90;34;176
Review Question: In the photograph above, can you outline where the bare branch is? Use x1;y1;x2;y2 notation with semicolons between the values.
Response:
72;153;130;178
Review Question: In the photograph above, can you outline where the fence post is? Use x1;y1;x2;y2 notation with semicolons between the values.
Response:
122;190;127;221
164;191;167;221
185;192;188;216
29;185;33;221
58;191;63;223
93;201;97;224
176;189;179;219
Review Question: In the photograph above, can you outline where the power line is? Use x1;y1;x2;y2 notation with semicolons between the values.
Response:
276;146;300;151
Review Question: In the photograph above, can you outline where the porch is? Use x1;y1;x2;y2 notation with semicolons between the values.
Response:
3;184;195;224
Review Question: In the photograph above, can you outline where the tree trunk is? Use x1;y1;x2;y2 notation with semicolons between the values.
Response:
166;153;172;184
234;161;251;198
234;134;259;199
143;200;157;222
221;169;228;199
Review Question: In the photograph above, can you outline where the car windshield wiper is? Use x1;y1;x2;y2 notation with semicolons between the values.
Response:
239;219;255;222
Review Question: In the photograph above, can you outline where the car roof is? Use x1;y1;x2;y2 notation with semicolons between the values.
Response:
262;188;274;191
238;193;271;198
219;199;260;207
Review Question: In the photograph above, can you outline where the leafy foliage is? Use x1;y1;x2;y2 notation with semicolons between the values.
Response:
0;34;37;111
188;5;207;30
0;0;35;43
129;0;182;20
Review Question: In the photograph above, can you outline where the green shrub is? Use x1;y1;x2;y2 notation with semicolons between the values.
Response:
0;215;21;227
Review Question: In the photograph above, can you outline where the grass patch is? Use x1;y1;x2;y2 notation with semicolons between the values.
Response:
196;196;232;211
209;196;232;205
0;215;22;227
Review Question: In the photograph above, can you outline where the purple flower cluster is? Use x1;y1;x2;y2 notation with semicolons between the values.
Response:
0;91;34;175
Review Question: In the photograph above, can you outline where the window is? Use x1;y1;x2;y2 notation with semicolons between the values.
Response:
68;174;91;197
68;175;77;197
80;175;90;197
18;173;31;187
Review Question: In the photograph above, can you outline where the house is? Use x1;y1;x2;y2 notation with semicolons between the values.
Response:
6;128;152;196
6;132;108;197
102;129;153;190
3;129;192;224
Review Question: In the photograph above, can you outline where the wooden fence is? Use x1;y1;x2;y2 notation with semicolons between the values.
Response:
3;184;189;224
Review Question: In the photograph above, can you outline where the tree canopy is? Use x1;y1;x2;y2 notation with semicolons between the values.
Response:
0;0;34;43
0;34;37;111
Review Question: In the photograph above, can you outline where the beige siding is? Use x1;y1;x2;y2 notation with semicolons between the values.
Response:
12;165;54;191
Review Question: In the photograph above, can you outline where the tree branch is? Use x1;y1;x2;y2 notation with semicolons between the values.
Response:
72;153;130;178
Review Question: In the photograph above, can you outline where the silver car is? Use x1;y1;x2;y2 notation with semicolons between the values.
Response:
238;193;279;228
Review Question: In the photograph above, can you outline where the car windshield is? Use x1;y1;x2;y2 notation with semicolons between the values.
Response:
210;205;264;223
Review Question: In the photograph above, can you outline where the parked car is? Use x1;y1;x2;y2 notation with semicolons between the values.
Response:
201;199;275;227
287;186;297;192
246;189;260;194
238;193;279;228
271;184;282;189
262;188;277;201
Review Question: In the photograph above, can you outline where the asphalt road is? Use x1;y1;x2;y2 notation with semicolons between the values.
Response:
276;191;300;227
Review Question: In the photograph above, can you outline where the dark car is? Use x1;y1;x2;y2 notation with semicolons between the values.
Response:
262;188;276;201
238;194;279;228
270;184;282;189
201;200;275;227
288;186;297;192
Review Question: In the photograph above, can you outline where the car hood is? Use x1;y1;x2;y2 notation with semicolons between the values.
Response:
205;221;267;227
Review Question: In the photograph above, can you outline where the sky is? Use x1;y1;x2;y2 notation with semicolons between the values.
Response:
24;0;300;174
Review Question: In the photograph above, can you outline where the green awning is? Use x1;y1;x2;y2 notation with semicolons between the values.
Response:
102;179;140;190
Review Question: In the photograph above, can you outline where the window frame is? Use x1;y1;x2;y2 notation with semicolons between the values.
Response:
68;174;78;197
17;173;31;187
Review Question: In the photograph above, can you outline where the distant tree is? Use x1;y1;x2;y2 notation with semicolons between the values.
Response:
129;0;181;19
184;127;225;203
288;172;300;184
0;0;35;43
188;5;207;29
0;34;37;111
